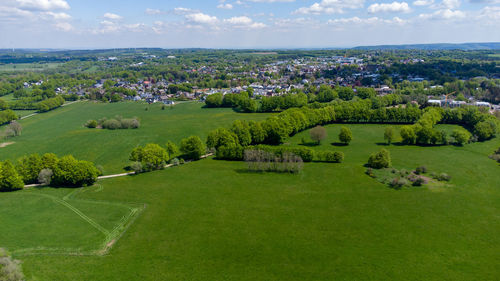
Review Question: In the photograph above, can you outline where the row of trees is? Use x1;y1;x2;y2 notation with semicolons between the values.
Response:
37;96;65;112
0;110;17;125
0;153;100;191
85;116;140;130
244;150;304;173
129;137;206;173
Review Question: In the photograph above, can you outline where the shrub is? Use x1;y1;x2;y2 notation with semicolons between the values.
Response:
435;173;451;181
129;144;168;171
0;248;25;281
367;149;391;169
412;177;426;186
179;159;185;165
415;166;427;175
130;161;143;174
85;119;98;128
339;126;353;145
38;168;53;186
170;158;180;166
250;145;314;162
389;177;408;189
451;128;471;146
0;160;24;191
101;119;121;130
316;151;344;163
216;143;244;160
52;155;100;187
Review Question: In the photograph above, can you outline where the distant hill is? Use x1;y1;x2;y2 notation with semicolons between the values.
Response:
353;42;500;50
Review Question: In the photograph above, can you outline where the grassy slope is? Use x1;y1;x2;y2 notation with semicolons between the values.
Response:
12;123;500;281
0;101;272;173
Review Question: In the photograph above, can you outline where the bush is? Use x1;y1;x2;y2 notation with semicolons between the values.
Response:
130;161;143;174
316;151;344;163
129;144;168;171
216;144;244;160
310;125;327;144
85;119;98;128
0;160;24;191
250;145;314;162
412;177;426;186
451;128;471;145
389;177;408;189
0;248;25;281
38;168;53;186
435;173;451;181
170;158;180;166
244;149;303;174
367;149;391;169
52;155;100;187
101;119;121;130
415;166;427;175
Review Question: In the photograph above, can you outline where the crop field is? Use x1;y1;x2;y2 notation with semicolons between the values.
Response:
0;105;499;280
0;101;272;174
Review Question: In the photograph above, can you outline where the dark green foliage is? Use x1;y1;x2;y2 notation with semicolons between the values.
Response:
474;121;497;141
216;143;244;160
0;160;24;191
316;85;338;102
206;128;239;149
249;121;266;144
205;93;223;108
165;141;179;161
180;136;206;160
367;149;391;169
337;87;355;101
231;120;252;146
316;151;344;163
356;87;376;99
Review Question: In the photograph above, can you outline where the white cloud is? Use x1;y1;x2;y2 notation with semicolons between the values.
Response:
368;2;411;13
247;0;295;2
103;13;122;20
431;0;461;9
42;11;71;20
174;7;197;15
479;6;500;21
185;13;219;24
225;16;253;25
16;0;69;11
419;8;465;19
217;3;234;9
54;21;73;31
327;16;406;25
413;0;434;6
294;0;365;15
145;8;162;15
224;16;267;28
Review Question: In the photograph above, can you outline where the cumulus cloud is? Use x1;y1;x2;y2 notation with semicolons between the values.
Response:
217;3;233;9
224;16;267;28
54;21;73;31
294;0;364;15
368;2;411;13
419;8;465;19
327;16;406;25
431;0;461;9
145;8;162;15
413;0;434;5
16;0;69;11
185;13;219;24
103;13;122;20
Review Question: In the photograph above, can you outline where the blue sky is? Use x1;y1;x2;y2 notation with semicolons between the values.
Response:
0;0;499;49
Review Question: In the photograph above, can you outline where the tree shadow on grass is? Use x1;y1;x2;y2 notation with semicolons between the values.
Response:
331;142;349;147
299;142;320;147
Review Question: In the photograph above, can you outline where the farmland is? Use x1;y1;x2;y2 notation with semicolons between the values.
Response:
1;103;499;280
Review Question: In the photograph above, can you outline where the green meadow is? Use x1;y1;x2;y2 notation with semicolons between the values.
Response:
0;101;272;173
0;103;499;280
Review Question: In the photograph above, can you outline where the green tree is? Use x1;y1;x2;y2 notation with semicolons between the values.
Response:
339;126;353;145
165;141;179;161
384;126;395;144
337;87;355;101
130;144;168;171
400;125;416;144
0;160;24;191
451;128;471;145
367;149;392;169
181;136;206;160
249;121;266;144
52;155;99;187
16;153;43;184
207;128;239;149
205;93;223;107
231;120;252;146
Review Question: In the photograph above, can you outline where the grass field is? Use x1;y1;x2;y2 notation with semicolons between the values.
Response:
1;105;499;280
0;101;272;174
0;63;62;72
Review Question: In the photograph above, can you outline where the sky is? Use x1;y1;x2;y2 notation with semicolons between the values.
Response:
0;0;499;49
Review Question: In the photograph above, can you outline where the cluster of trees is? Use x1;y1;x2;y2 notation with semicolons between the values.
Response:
205;91;258;113
85;116;140;130
397;106;498;146
37;96;65;112
0;153;100;191
0;110;17;125
244;149;304;173
129;137;205;173
315;151;344;163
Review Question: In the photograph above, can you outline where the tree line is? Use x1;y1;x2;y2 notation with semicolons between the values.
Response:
0;153;100;191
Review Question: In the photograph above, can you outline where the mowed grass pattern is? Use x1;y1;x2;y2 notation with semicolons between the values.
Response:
0;101;272;173
9;123;500;281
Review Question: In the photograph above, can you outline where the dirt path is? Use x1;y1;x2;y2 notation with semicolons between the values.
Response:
20;100;81;120
24;153;214;188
